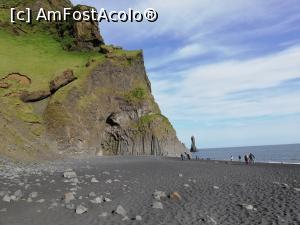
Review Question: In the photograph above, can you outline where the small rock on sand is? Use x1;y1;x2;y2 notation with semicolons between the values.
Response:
184;184;190;188
241;204;256;211
76;205;88;214
63;170;77;179
91;178;99;183
2;195;11;202
113;205;127;217
63;192;75;204
135;215;142;221
178;173;183;177
105;179;113;184
104;197;112;202
153;190;166;200
90;197;103;204
36;199;45;203
169;192;182;201
29;192;38;198
89;192;96;197
213;186;220;190
294;187;300;192
207;216;217;225
14;190;22;199
65;203;75;210
281;183;289;189
152;201;163;209
99;212;108;217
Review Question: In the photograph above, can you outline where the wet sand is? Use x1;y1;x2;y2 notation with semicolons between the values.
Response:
0;156;300;225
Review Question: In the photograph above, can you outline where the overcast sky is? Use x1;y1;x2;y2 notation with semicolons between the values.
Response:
73;0;300;148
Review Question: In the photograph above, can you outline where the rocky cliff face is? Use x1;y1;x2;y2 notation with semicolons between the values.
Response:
0;0;186;160
45;53;185;156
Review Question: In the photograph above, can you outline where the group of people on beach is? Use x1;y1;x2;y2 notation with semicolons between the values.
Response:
236;153;255;164
180;152;191;160
239;153;255;165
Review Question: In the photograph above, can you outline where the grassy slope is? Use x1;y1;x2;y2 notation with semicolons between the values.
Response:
0;30;104;92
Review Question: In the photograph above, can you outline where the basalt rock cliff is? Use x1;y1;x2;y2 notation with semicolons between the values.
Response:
0;0;186;160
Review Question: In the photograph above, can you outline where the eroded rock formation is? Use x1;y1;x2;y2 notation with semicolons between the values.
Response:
44;54;185;156
190;136;197;152
0;0;186;160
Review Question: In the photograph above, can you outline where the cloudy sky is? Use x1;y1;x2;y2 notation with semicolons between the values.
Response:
73;0;300;148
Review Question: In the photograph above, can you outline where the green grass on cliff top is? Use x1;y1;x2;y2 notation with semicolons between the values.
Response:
0;30;105;92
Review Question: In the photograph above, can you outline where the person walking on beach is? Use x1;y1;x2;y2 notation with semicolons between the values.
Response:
249;153;255;164
230;155;233;162
187;153;191;160
244;154;249;165
238;155;241;161
180;153;185;161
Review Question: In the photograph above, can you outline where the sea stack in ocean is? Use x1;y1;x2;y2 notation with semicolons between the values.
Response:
190;136;197;152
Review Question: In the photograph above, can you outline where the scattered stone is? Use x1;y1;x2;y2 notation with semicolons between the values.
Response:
104;197;112;202
135;215;142;221
0;191;7;197
207;216;217;225
105;179;113;184
241;204;256;211
29;192;38;198
178;173;183;177
63;170;77;179
10;195;17;201
89;192;96;197
169;192;182;201
66;203;75;210
2;195;11;202
103;171;110;175
14;190;23;200
114;179;120;182
91;178;99;183
281;183;289;189
293;188;300;192
184;184;190;188
76;205;88;214
113;205;127;217
213;186;220;190
27;198;33;203
36;199;45;203
63;192;75;204
153;190;166;200
70;178;79;183
49;202;58;208
90;197;103;204
122;216;130;221
99;212;108;217
152;201;163;209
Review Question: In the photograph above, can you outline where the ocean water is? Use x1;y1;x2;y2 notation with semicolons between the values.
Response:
193;144;300;164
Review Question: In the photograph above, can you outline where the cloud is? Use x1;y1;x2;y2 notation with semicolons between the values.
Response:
72;0;300;147
152;45;300;122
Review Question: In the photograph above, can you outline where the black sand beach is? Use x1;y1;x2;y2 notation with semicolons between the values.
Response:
0;157;299;225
